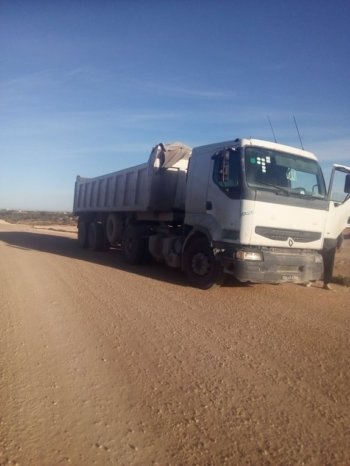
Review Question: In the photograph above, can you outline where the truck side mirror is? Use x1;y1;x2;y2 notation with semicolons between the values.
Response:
344;174;350;193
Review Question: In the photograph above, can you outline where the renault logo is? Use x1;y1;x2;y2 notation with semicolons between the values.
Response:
288;238;294;247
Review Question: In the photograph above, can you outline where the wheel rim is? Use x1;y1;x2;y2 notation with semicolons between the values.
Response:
191;251;211;276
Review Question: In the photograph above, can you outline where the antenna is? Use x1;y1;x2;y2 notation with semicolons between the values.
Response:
267;116;277;143
293;115;304;150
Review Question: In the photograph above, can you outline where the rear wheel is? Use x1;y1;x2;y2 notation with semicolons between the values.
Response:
184;237;224;289
77;220;89;248
106;213;123;245
87;222;106;251
122;225;148;264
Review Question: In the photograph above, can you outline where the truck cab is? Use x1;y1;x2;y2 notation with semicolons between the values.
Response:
183;138;350;287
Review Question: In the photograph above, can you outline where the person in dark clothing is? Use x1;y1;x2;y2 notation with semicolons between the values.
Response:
322;234;344;290
322;247;336;289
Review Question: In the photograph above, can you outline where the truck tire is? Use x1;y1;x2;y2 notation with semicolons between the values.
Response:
122;225;148;264
184;237;224;289
106;213;123;245
78;220;89;248
87;222;105;251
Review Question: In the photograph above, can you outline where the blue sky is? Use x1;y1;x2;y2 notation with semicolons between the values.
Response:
1;0;349;210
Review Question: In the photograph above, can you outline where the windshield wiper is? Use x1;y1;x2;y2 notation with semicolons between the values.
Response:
255;181;290;196
254;182;323;200
289;189;325;200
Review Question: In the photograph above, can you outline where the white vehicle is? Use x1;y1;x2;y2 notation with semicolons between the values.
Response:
73;138;350;289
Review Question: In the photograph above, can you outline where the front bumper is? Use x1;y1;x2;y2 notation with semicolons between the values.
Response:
218;246;323;284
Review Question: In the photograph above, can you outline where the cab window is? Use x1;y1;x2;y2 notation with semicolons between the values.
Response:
213;148;241;199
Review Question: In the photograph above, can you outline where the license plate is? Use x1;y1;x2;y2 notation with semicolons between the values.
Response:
281;274;299;281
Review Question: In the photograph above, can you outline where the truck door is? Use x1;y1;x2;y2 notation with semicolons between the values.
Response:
325;165;350;240
205;148;242;241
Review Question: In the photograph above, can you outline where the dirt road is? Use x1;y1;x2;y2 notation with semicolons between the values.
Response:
0;222;349;466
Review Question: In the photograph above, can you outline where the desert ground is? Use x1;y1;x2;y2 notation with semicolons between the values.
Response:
0;221;349;465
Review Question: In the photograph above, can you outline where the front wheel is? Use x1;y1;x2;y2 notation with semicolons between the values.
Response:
184;237;224;289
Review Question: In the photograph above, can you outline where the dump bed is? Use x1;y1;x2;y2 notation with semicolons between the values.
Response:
73;142;191;215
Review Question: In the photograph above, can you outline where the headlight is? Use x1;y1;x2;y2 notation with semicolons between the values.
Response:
235;250;263;261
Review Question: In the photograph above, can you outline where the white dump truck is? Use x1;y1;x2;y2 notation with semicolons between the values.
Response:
73;138;350;288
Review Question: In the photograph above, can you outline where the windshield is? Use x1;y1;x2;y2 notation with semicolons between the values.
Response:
245;147;326;198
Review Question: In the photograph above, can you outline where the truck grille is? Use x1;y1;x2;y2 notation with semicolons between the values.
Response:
255;226;321;243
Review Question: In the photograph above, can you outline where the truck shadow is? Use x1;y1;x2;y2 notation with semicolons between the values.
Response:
0;230;247;288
